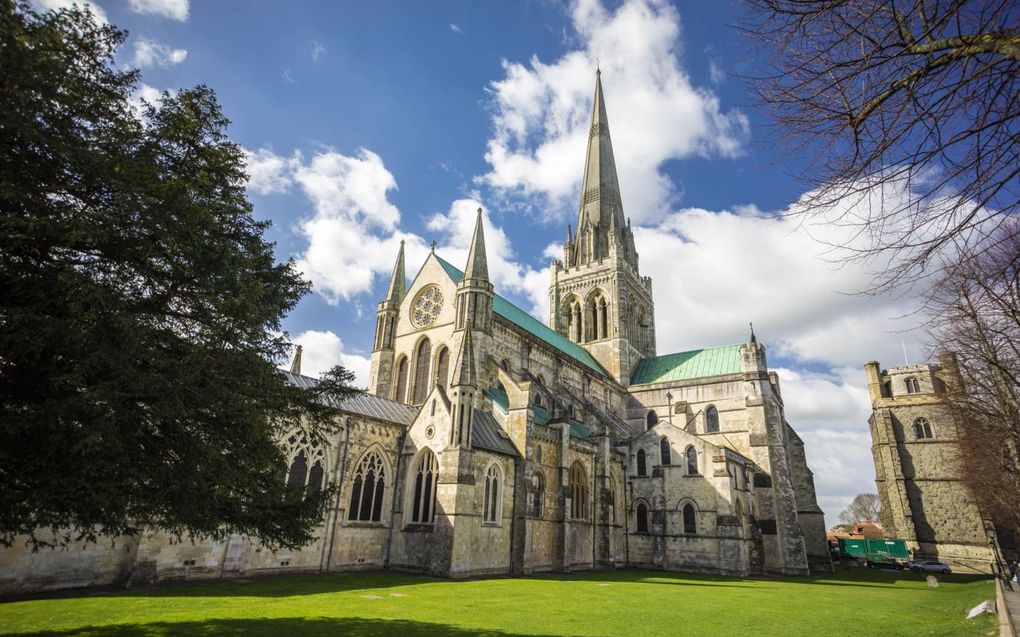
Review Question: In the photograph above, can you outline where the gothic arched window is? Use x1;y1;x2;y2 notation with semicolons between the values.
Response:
682;502;697;534
410;450;438;524
287;451;308;490
646;410;658;430
609;476;619;524
569;462;588;520
598;296;608;340
530;471;545;518
394;356;409;403
686;446;699;475
483;464;502;524
412;339;432;404
705;405;720;433
636;501;649;533
913;417;934;439
435;346;450;391
348;450;386;522
659;437;671;465
308;460;324;495
636;449;647;477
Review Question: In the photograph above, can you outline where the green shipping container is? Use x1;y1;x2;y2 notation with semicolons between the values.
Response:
866;539;909;559
838;538;909;561
839;538;867;557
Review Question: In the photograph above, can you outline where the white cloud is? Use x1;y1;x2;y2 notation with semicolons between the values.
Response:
282;69;296;83
243;146;415;302
293;149;401;231
633;200;928;368
31;0;107;23
708;60;725;84
479;0;748;224
312;40;326;62
128;82;174;119
774;367;871;432
290;330;371;389
243;148;301;196
449;23;463;34
132;37;187;68
127;0;188;21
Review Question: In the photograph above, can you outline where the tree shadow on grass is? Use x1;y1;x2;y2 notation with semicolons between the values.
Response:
4;617;562;637
0;571;442;604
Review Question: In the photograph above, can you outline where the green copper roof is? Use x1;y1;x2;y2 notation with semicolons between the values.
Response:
436;257;607;377
630;344;743;385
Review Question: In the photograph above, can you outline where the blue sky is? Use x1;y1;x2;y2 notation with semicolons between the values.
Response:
39;0;936;526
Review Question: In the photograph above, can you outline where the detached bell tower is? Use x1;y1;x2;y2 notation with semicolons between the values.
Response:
549;70;655;384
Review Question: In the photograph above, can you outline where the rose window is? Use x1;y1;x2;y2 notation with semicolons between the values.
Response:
411;285;444;328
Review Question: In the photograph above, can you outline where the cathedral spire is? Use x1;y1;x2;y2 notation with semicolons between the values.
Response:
464;208;489;282
383;240;406;306
290;344;303;375
571;70;633;269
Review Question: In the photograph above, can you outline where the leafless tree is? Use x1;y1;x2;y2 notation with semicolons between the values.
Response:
839;493;881;525
927;226;1020;535
744;1;1020;291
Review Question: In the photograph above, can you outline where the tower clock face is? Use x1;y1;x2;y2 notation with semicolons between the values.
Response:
411;285;444;328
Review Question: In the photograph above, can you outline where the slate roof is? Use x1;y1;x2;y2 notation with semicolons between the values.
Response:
436;257;607;377
472;409;520;457
630;344;743;385
281;370;419;426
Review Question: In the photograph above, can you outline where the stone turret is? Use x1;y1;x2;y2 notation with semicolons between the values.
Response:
368;241;406;395
455;209;494;333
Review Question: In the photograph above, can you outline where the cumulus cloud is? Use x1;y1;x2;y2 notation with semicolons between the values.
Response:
449;23;463;34
632;201;928;368
800;429;877;527
290;330;371;389
128;0;188;21
480;0;748;223
243;148;301;196
31;0;107;23
132;37;187;68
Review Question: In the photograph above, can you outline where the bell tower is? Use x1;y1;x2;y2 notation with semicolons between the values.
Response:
548;70;655;384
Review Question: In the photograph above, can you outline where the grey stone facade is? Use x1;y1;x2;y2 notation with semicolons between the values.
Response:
0;72;828;595
866;354;995;573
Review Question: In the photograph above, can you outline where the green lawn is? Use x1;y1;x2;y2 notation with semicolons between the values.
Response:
0;568;998;637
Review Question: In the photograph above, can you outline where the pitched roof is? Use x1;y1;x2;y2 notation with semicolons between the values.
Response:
436;256;607;377
485;387;590;440
472;409;519;456
630;344;744;385
281;370;419;426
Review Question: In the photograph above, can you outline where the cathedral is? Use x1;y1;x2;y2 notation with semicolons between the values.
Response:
0;72;829;594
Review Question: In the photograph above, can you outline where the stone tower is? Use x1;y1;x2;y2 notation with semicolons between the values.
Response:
549;70;654;384
865;354;993;572
368;240;405;396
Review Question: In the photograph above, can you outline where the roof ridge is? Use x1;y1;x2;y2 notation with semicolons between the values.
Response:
435;256;608;377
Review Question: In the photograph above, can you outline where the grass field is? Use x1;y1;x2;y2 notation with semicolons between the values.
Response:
0;568;998;637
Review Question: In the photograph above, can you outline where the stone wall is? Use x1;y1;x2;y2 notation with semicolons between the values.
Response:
866;359;995;573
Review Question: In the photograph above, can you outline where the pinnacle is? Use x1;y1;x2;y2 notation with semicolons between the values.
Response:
464;207;489;282
383;240;406;305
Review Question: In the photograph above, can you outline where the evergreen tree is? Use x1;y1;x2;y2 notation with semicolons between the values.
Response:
0;1;358;549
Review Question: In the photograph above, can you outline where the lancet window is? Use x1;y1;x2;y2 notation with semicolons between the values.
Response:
348;450;386;522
